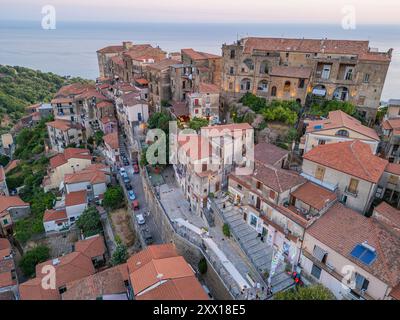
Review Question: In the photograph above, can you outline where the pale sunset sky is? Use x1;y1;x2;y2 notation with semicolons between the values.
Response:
1;0;400;24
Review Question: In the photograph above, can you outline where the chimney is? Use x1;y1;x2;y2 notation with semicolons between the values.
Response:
123;41;133;50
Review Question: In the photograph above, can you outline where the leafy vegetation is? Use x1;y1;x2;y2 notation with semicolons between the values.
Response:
19;245;50;277
309;99;356;117
222;223;231;238
238;93;300;126
189;117;209;132
0;65;92;132
111;238;128;266
274;284;335;300
103;186;125;211
198;257;208;274
76;206;103;238
0;154;9;166
147;111;172;132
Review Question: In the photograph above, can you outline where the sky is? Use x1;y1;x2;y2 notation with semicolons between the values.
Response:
1;0;400;24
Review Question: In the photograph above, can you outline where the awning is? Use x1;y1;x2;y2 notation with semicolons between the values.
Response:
312;88;327;96
313;245;328;262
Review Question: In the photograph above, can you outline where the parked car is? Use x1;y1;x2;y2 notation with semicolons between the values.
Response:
142;229;153;245
133;164;139;174
119;167;126;175
132;200;139;210
123;175;130;184
128;190;136;201
136;213;145;225
125;183;133;191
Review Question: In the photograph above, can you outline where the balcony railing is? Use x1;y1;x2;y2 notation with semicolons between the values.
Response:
344;187;358;198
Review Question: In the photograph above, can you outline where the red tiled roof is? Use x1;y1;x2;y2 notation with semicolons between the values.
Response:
75;235;106;259
19;277;60;300
307;203;400;287
306;110;379;141
0;272;14;288
270;66;312;79
49;148;91;169
201;123;252;137
181;49;221;61
62;264;128;300
383;118;400;132
46;119;75;132
65;190;87;207
103;132;119;150
303;140;387;183
373;202;400;232
291;182;337;210
97;45;125;54
254;142;288;167
241;37;391;62
147;58;180;71
198;82;220;94
55;83;95;98
0;195;29;216
64;170;107;185
96;101;114;109
51;97;73;104
385;163;400;175
171;102;189;118
135;78;149;86
390;284;400;300
43;209;67;222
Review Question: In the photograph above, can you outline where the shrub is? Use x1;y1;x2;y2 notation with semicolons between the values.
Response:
103;186;125;211
19;245;50;277
274;284;335;300
198;258;208;274
111;240;128;266
222;223;231;238
76;206;103;237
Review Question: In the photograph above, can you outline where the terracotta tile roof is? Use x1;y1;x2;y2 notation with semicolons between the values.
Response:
75;235;106;259
43;209;67;223
137;276;208;300
307;203;400;287
0;290;15;300
36;252;95;289
390;284;400;300
64;170;107;185
74;89;107;101
4;159;20;174
55;83;95;98
373;202;400;232
0;272;14;288
291;181;337;210
120;91;145;106
110;55;124;66
101;116;117;124
85;163;110;173
62;264;128;300
385;163;400;175
171;102;189;118
303;141;387;183
49;148;91;169
123;45;166;62
0;239;11;261
383;118;400;131
130;256;195;295
241;37;391;62
135;78;149;86
253;161;306;193
254;142;288;167
181;49;221;61
96;101;114;109
0;195;29;216
51;97;73;104
306;110;379;141
201;123;252;137
103;131;119;150
97;45;125;54
46;119;76;132
65;190;87;207
19;277;60;300
198;82;220;94
270;66;312;79
147;58;180;71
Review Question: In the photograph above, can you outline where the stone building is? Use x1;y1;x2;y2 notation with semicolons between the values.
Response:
187;83;220;124
221;37;392;123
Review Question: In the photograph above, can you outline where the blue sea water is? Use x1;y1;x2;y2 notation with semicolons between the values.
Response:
0;20;399;100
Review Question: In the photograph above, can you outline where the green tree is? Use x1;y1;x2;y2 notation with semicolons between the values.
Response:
0;154;10;166
223;223;231;238
189;117;209;132
93;131;104;146
19;245;50;277
148;111;172;132
111;239;128;266
103;186;125;210
198;257;208;274
76;206;103;237
274;284;335;300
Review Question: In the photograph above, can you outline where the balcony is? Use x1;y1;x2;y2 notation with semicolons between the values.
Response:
344;187;358;198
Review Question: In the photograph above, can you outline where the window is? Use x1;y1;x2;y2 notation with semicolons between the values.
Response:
363;73;370;83
260;61;269;74
243;59;254;71
315;166;325;181
271;86;277;97
256;181;262;190
286;52;289;58
250;215;257;227
237;184;243;190
194;99;199;106
344;66;354;80
229;67;234;75
358;96;366;105
3;219;8;225
194;109;199;114
348;178;359;194
283;81;291;92
298;79;305;89
336;129;349;137
229;82;233;90
355;273;369;291
59;286;67;294
311;264;322;279
269;190;276;200
318;139;326;145
70;217;76;222
230;50;235;59
388;175;399;185
257;80;268;92
240;79;251;91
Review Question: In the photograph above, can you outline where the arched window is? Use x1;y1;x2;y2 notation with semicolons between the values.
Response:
243;59;254;71
271;86;277;97
284;81;291;92
240;78;252;91
260;60;269;74
333;86;349;101
257;80;269;92
336;130;350;137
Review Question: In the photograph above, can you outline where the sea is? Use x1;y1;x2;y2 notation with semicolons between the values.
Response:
0;20;399;100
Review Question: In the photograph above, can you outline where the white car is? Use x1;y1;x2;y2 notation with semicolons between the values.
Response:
136;214;145;225
119;167;126;175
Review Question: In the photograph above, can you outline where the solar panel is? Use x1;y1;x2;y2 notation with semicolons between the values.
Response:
350;244;364;259
360;249;377;265
350;244;377;266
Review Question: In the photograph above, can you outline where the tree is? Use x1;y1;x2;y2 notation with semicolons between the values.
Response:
198;257;208;274
0;154;9;166
189;117;209;132
223;223;231;238
76;206;103;237
19;245;50;277
103;186;125;211
93;131;104;146
148;111;172;132
274;284;335;300
111;239;128;266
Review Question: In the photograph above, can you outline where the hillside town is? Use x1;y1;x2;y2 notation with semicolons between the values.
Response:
0;36;399;301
